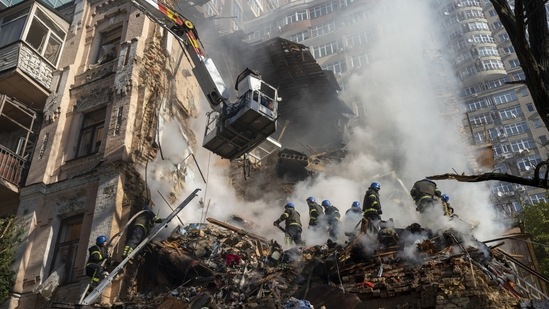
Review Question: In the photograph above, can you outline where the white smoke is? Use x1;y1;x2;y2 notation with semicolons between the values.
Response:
147;0;505;246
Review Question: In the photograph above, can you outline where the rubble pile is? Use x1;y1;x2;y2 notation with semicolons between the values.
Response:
116;220;534;309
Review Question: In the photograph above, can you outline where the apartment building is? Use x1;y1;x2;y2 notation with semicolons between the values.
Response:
435;0;549;215
0;0;204;306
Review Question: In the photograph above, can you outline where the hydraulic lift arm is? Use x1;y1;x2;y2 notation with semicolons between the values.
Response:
130;0;280;160
79;188;201;305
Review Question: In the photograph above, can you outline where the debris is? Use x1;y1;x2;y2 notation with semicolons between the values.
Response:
111;218;542;309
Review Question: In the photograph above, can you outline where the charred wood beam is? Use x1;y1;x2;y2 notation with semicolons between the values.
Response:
206;217;269;243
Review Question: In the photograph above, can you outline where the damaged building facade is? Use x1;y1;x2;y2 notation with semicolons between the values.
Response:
0;0;203;306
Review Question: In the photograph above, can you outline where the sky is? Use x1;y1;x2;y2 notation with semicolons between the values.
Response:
144;0;506;247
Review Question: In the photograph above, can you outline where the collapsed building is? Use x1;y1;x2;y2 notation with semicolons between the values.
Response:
1;0;548;309
48;213;549;308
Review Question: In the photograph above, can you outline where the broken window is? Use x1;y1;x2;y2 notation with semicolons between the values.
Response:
94;26;122;65
76;107;106;158
23;8;65;65
49;215;83;284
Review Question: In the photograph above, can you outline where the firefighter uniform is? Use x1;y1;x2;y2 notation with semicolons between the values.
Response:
410;179;442;213
322;201;341;240
307;200;324;229
274;205;303;246
85;244;108;287
123;207;162;257
363;188;382;222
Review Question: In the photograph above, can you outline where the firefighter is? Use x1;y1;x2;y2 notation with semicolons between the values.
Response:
123;204;163;258
85;235;109;288
345;201;363;235
321;200;341;240
273;202;304;246
345;201;362;223
363;182;382;222
306;196;324;229
378;227;399;248
410;178;442;213
441;194;455;217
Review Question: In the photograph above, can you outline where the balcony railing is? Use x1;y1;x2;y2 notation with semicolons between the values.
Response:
0;145;26;187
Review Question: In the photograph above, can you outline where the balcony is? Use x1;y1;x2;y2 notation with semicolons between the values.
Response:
0;94;36;191
0;1;69;107
0;41;55;107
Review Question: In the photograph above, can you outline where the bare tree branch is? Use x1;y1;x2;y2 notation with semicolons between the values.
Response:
428;161;549;189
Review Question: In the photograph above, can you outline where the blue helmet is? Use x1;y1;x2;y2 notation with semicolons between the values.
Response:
441;194;450;203
370;182;381;190
285;202;295;208
321;200;331;207
306;197;316;203
96;235;107;246
352;201;361;208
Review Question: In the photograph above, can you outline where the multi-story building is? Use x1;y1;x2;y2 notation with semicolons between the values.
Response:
436;0;549;214
1;0;205;306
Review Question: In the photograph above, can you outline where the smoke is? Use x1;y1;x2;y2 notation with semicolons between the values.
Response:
146;0;505;246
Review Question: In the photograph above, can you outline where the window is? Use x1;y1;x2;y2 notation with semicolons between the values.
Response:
511;71;525;82
77;107;106;158
532;118;543;128
529;193;547;205
351;54;369;68
498;105;522;120
24;8;66;65
49;215;83;284
504;121;529;136
509;138;535;152
475;46;499;57
526;103;534;112
345;9;370;25
310;1;337;19
95;26;122;65
469;113;492;125
310;21;336;38
481;59;504;70
498;33;510;41
540;135;548;145
492;90;517;105
502;45;515;54
289;30;308;43
323;60;347;75
465;99;487;112
509;59;520;68
492;21;503;29
517;154;541;171
471;34;494;43
493;143;511;156
473;131;486;144
0;8;28;48
312;39;343;58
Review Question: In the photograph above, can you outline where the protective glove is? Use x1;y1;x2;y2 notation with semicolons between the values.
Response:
273;221;279;226
377;209;383;215
154;217;163;223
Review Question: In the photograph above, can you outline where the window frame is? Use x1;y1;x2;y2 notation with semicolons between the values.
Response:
48;214;84;285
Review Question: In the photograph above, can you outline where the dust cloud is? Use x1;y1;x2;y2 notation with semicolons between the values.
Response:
147;0;504;246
